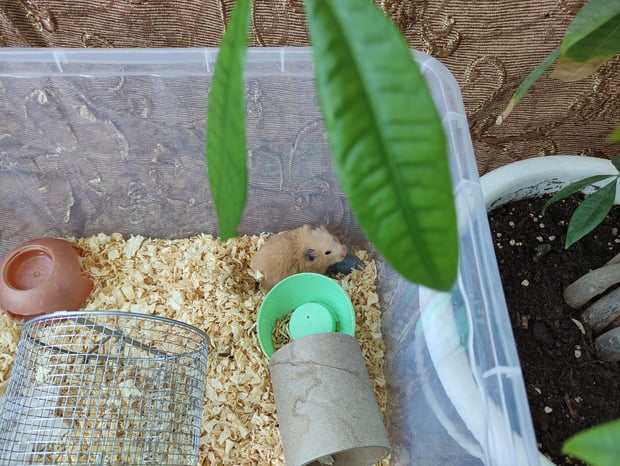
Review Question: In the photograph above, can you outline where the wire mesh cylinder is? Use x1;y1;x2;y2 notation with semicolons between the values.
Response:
0;310;209;466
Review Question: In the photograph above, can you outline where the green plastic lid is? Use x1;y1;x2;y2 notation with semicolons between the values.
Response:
288;302;337;340
256;273;356;358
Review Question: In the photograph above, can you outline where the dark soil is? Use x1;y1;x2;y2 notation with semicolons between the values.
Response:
488;195;620;465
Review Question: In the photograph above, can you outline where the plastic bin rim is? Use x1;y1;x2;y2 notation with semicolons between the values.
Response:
0;47;438;77
0;46;435;57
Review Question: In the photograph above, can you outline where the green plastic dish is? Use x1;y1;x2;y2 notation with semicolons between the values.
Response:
256;273;356;358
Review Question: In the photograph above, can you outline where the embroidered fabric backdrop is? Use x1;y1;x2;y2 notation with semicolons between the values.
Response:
1;0;619;173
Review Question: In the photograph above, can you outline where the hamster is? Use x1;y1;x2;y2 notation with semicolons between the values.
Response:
251;224;347;290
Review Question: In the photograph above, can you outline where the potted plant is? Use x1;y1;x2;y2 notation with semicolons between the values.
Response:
482;155;620;465
483;1;620;463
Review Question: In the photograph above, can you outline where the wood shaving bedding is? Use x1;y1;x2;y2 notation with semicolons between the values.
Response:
0;232;389;465
272;312;294;354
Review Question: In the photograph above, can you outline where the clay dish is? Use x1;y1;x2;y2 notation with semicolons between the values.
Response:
0;238;93;320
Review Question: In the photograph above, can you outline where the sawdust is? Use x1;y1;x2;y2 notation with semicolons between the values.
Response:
0;232;388;465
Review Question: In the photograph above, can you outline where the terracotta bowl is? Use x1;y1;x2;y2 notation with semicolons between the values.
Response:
0;238;93;320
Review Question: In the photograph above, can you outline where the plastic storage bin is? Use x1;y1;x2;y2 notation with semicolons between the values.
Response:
0;48;539;465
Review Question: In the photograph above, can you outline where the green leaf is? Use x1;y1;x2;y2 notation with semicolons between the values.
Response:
304;0;458;290
610;125;620;143
565;178;617;248
563;419;620;466
497;47;560;125
206;0;252;241
542;174;616;214
612;154;620;171
561;0;620;63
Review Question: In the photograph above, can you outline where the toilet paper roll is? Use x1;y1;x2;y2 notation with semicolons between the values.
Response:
269;332;390;466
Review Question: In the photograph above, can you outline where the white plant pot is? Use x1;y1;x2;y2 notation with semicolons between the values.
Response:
481;155;620;209
480;155;619;466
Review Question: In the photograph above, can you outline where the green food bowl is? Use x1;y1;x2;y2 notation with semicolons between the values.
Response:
256;273;356;358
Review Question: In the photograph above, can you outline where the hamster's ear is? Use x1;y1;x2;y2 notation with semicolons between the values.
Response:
304;249;316;261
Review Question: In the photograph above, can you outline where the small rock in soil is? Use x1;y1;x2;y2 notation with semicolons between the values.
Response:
533;243;552;261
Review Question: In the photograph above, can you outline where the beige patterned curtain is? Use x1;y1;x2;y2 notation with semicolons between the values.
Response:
1;0;619;173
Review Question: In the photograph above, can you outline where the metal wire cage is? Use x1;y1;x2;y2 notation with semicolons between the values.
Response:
0;311;209;466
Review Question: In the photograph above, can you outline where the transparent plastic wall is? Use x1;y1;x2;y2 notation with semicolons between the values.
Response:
0;48;539;465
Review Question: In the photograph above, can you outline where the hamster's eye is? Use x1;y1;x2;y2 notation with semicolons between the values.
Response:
325;250;332;255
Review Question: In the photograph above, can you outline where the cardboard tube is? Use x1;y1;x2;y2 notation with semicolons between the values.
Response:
269;333;390;466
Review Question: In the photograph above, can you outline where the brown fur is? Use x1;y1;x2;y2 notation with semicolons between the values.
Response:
250;225;347;290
